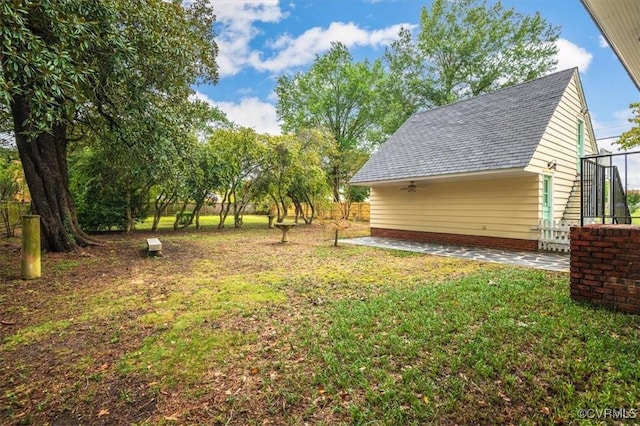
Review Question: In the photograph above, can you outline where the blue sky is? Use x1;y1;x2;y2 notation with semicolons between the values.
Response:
195;0;639;154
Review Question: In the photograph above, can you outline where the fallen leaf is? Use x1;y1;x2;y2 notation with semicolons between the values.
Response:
97;408;109;417
250;367;259;375
498;391;511;403
164;413;181;421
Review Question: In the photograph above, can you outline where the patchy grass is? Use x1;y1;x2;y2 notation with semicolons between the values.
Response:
135;213;267;231
294;268;640;424
0;215;639;425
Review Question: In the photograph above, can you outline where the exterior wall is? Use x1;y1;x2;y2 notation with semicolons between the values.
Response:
570;225;640;314
369;173;539;245
371;228;538;251
526;72;597;224
525;75;598;225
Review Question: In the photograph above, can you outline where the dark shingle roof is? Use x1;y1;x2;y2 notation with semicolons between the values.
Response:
351;68;576;184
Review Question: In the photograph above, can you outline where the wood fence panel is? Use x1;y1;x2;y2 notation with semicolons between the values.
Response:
538;219;571;252
291;203;370;221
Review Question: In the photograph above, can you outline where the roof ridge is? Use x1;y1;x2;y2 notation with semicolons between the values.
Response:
411;67;577;117
351;67;581;184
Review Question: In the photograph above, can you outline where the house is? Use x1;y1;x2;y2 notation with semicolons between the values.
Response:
581;0;640;90
350;68;597;251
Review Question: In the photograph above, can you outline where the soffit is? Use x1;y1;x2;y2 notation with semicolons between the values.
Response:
582;0;640;90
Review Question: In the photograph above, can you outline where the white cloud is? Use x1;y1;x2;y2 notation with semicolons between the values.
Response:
210;0;410;76
555;38;593;72
212;1;289;77
598;35;609;48
253;22;407;73
194;91;281;135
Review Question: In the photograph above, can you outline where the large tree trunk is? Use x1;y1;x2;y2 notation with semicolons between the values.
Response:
11;95;95;252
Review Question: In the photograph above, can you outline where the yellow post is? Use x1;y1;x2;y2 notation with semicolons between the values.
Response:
21;215;41;280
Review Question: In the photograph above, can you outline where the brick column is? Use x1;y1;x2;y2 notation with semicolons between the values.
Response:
570;225;640;314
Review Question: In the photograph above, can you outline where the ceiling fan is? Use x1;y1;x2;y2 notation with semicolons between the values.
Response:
400;181;417;192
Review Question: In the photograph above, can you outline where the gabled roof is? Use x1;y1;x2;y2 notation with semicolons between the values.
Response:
351;68;577;185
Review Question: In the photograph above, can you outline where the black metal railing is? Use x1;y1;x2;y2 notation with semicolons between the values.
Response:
611;167;632;224
580;150;640;226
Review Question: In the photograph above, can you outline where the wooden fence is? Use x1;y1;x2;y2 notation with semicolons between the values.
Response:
147;202;256;217
287;202;370;221
538;219;571;252
150;201;370;221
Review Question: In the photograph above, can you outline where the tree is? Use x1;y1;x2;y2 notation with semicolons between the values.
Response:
183;142;223;230
276;43;388;208
70;97;219;233
383;0;560;127
0;0;218;251
69;145;146;232
331;146;370;220
208;128;270;229
616;102;640;150
286;131;331;224
258;134;298;223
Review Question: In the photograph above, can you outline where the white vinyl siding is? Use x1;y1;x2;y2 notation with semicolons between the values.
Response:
370;174;539;241
525;73;597;221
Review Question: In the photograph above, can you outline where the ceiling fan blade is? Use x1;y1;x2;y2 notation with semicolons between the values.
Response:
400;181;417;191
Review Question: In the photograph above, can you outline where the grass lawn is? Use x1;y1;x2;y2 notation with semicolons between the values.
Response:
1;216;639;425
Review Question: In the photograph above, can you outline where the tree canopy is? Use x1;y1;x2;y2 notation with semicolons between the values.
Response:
0;0;219;251
276;43;388;204
615;102;640;150
383;0;560;126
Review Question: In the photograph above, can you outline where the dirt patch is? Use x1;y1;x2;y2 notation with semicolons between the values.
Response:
0;222;380;425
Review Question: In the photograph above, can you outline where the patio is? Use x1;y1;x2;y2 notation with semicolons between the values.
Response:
340;236;570;272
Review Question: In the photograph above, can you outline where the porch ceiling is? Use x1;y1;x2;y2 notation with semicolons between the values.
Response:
581;0;640;90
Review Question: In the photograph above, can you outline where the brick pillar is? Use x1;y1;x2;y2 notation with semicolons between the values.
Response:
570;225;640;314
